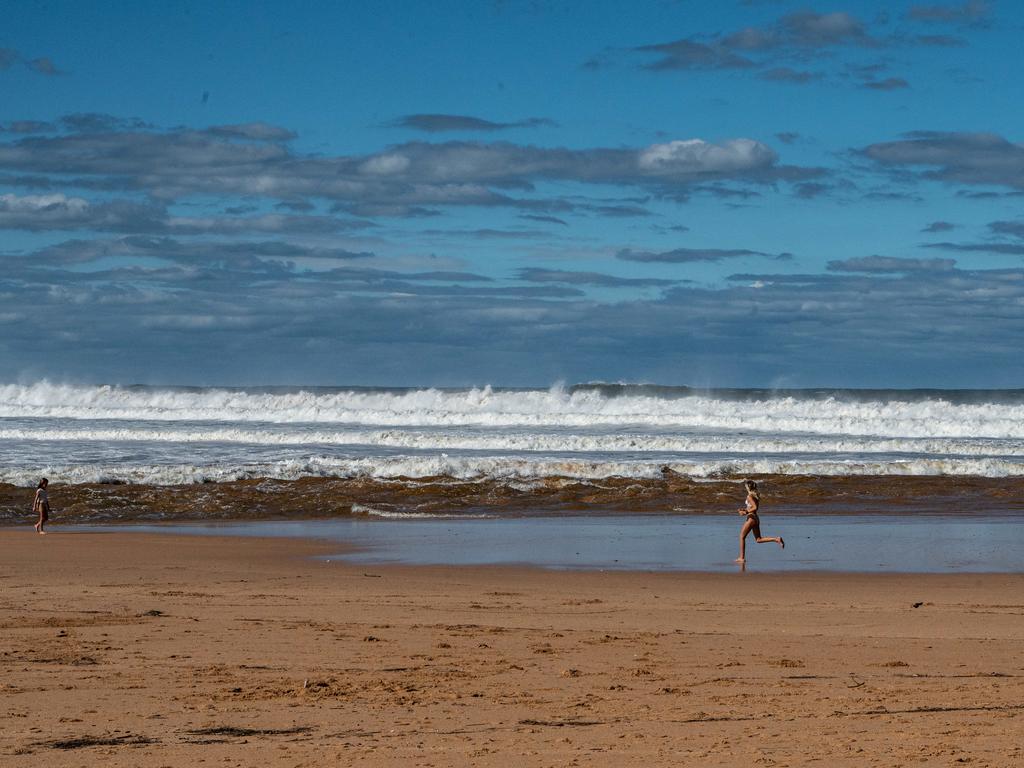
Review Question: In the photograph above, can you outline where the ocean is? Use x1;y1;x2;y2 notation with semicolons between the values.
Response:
2;381;1024;524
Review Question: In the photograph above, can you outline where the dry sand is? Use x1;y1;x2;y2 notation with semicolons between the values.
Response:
1;529;1022;766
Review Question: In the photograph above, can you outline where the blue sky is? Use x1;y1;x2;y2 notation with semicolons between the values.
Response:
2;0;1023;387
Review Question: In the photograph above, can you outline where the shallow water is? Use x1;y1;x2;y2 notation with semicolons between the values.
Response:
71;514;1024;573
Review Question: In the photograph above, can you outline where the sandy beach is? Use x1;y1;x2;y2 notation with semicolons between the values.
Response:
1;529;1022;766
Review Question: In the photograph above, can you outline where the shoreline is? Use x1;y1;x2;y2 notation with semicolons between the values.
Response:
1;530;1022;766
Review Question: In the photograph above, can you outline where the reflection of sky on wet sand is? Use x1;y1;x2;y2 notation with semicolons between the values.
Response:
74;515;1024;573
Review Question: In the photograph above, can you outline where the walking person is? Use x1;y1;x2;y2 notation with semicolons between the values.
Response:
33;478;50;535
735;479;783;563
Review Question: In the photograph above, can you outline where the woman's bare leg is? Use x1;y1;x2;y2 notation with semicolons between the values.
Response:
736;517;755;562
751;519;782;549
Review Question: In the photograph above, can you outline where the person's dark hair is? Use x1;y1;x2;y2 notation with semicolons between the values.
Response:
38;478;48;489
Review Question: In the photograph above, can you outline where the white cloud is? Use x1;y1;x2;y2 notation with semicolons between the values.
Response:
360;153;412;175
638;139;777;176
0;192;89;213
0;122;820;215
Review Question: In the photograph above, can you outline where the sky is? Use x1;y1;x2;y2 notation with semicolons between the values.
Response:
2;0;1023;387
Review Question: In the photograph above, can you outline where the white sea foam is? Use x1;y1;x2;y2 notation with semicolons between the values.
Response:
351;503;493;519
2;381;1023;438
2;453;1023;487
1;423;1023;457
0;423;1019;460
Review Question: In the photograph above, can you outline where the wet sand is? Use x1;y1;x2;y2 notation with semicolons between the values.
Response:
2;530;1023;766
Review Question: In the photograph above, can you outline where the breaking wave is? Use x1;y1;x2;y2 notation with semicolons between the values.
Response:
3;381;1024;487
2;454;1024;488
3;381;1024;438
